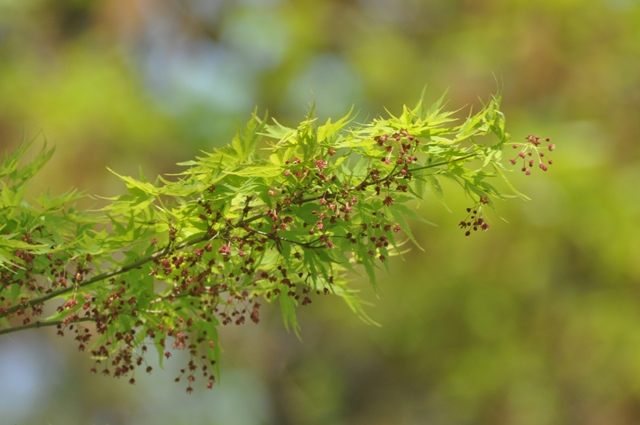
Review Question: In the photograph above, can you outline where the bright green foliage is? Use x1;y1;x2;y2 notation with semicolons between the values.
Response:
0;94;530;390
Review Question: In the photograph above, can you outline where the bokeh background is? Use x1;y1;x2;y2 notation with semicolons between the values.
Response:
1;0;640;424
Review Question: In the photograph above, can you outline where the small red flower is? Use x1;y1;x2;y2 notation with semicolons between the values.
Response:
315;160;328;172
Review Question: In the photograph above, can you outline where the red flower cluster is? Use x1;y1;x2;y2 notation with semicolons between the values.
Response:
509;134;555;175
459;197;491;236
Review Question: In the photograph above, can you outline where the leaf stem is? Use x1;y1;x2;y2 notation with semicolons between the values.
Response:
406;152;479;173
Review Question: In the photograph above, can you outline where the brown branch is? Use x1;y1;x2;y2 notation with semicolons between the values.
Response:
0;213;274;320
0;316;96;336
251;229;323;250
0;232;214;319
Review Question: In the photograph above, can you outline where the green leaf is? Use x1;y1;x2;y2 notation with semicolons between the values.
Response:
356;243;379;292
317;106;354;143
425;175;451;212
263;118;296;142
387;204;426;251
491;163;530;200
0;136;55;188
223;164;282;178
278;283;300;337
10;284;20;304
232;108;267;162
108;168;159;197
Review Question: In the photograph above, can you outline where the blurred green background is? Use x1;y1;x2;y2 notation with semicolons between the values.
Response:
1;0;639;424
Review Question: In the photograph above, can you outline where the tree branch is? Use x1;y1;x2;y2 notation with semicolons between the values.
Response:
0;152;479;322
0;316;95;336
0;211;270;320
406;152;478;172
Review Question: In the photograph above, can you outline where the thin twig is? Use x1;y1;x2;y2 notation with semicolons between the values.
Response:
0;210;271;319
0;316;95;336
406;152;478;172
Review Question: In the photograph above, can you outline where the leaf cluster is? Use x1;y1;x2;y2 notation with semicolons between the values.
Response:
0;93;519;390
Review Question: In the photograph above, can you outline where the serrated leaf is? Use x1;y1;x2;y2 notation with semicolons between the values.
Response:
278;283;300;337
223;165;282;178
317;106;354;143
232;108;267;162
108;168;159;197
356;244;379;292
176;160;198;166
425;175;451;212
